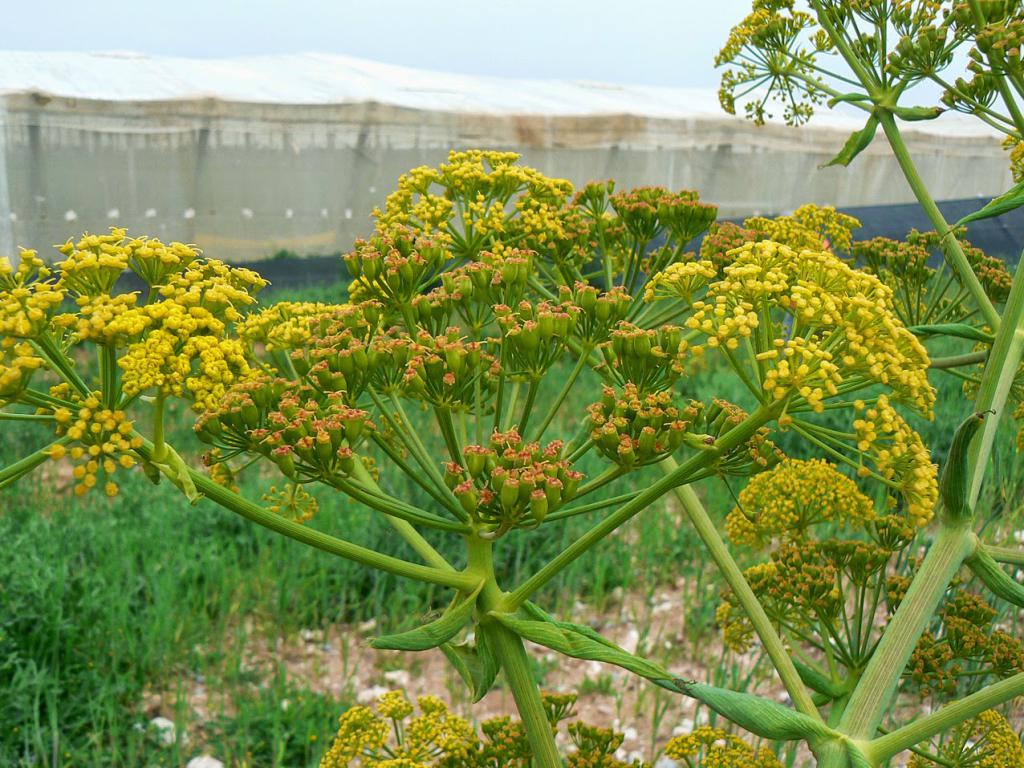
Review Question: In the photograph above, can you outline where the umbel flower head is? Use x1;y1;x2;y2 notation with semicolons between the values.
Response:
0;249;66;339
319;691;475;767
445;429;583;536
374;150;574;260
716;4;824;125
197;377;375;483
725;458;876;547
588;384;704;469
745;204;861;253
236;300;348;352
320;690;648;768
684;240;934;416
48;389;142;497
665;725;783;767
0;337;44;404
908;710;1024;767
907;592;1024;698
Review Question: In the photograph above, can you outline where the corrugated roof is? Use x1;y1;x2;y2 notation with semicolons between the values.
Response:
0;50;996;136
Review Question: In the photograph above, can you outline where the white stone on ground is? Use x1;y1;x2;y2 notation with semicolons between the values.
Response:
149;716;183;746
383;669;410;687
356;685;390;704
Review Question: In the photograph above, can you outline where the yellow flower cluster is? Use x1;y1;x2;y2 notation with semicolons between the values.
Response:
0;247;51;286
746;204;860;253
49;390;141;496
156;260;267;322
643;259;717;303
665;725;783;767
374;150;573;257
56;230;132;296
0;337;44;403
319;704;389;765
908;710;1024;767
124;235;199;286
320;692;474;768
119;329;255;412
758;336;842;413
261;483;319;524
716;598;755;652
205;449;239;492
1004;136;1024;183
236;301;347;352
346;275;373;303
56;292;144;343
0;250;66;338
56;229;205;295
853;396;938;528
688;240;934;416
725;458;875;547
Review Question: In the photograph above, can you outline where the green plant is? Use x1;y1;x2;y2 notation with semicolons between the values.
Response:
3;6;1024;759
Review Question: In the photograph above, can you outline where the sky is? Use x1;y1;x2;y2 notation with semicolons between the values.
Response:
5;0;752;88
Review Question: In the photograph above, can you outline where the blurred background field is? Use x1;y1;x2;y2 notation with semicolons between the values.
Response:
2;273;1023;767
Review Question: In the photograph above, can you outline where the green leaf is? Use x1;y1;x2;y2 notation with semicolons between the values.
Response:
488;610;680;692
680;682;835;743
498;607;841;746
140;457;162;485
940;411;992;521
440;622;500;702
372;582;483;651
908;323;994;343
821;115;879;168
956;180;1024;226
968;547;1024;607
151;444;202;503
521;601;624;652
892;105;944;121
793;660;846;699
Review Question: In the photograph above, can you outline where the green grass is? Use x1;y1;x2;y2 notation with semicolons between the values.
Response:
2;284;1022;766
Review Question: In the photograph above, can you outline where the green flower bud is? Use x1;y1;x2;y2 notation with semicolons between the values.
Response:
529;489;548;523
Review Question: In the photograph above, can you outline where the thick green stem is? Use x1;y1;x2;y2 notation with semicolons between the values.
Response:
876;111;1001;329
466;535;561;766
927;351;988;369
965;255;1024;508
100;343;119;407
813;739;854;768
865;671;1024;764
666;476;822;722
152;392;167;462
489;624;561;768
985;544;1024;566
838;525;976;738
